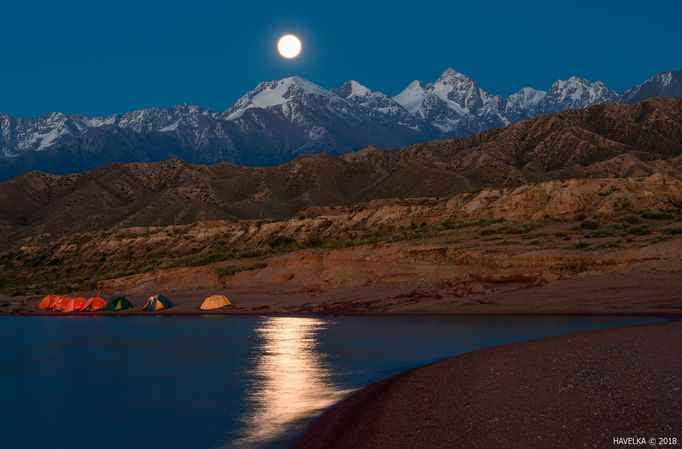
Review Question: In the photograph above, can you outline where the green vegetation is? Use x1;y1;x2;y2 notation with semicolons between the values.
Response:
622;214;642;224
267;235;296;248
481;236;502;242
507;222;544;234
628;226;652;236
580;219;600;230
641;211;674;220
483;248;502;254
480;221;543;236
496;240;519;246
590;241;625;250
2;207;681;296
441;220;460;230
585;230;617;238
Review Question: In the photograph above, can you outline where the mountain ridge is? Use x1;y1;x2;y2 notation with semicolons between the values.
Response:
1;97;681;247
0;70;680;181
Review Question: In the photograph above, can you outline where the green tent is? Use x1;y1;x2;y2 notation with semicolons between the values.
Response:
102;295;134;312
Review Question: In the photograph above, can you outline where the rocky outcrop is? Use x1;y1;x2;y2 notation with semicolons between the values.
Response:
452;174;682;221
3;173;680;296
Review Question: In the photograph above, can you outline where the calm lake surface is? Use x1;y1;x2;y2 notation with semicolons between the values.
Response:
0;315;668;449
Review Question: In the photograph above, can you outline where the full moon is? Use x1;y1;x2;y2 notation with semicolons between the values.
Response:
277;34;302;59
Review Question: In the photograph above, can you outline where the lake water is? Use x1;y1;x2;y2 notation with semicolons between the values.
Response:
0;315;668;449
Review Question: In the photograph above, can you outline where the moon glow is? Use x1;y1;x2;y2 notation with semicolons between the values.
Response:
277;34;302;59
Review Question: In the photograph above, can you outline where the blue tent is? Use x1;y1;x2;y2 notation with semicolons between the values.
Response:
141;294;173;311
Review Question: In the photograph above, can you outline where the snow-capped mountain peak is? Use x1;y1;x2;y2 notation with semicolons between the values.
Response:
116;103;212;133
392;80;429;114
334;80;372;99
432;67;492;112
538;76;619;113
622;71;682;103
225;76;342;120
333;80;420;130
1;69;681;180
508;87;547;109
218;76;424;161
279;76;336;97
658;71;675;87
436;67;471;83
394;68;507;134
504;87;547;120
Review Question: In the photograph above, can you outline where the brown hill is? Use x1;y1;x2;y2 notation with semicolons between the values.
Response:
2;174;680;296
1;98;681;246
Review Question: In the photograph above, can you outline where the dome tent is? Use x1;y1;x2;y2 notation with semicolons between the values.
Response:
102;295;134;312
200;295;233;311
142;294;173;312
38;295;60;310
61;297;87;313
50;296;66;311
80;296;108;312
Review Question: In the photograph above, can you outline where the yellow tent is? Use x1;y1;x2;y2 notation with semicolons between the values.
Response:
142;294;173;312
200;294;233;311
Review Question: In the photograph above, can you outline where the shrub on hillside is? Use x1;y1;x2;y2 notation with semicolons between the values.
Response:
622;214;642;224
628;226;651;236
580;219;600;230
267;235;296;248
642;211;674;220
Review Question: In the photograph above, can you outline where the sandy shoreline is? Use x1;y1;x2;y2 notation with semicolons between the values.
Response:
3;262;682;316
3;230;681;317
293;320;682;449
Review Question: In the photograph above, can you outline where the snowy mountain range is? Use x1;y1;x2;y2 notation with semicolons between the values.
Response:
0;69;680;180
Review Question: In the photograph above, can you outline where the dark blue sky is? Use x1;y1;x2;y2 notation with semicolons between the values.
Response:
2;0;680;117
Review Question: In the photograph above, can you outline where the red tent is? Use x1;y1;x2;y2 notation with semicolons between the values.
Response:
60;297;75;313
80;296;107;312
38;295;58;310
51;296;66;311
73;297;87;311
61;296;87;313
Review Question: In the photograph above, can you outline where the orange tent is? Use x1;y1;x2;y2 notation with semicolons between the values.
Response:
73;297;87;311
200;294;233;310
38;295;59;310
51;296;66;311
60;297;75;313
80;296;107;312
61;296;87;313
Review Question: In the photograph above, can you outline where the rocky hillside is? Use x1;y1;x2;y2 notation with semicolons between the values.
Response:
1;174;680;296
1;98;681;247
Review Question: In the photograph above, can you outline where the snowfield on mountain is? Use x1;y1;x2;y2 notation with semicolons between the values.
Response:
0;69;680;181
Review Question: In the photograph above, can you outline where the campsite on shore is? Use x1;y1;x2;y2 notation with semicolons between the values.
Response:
2;2;681;447
29;293;234;314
